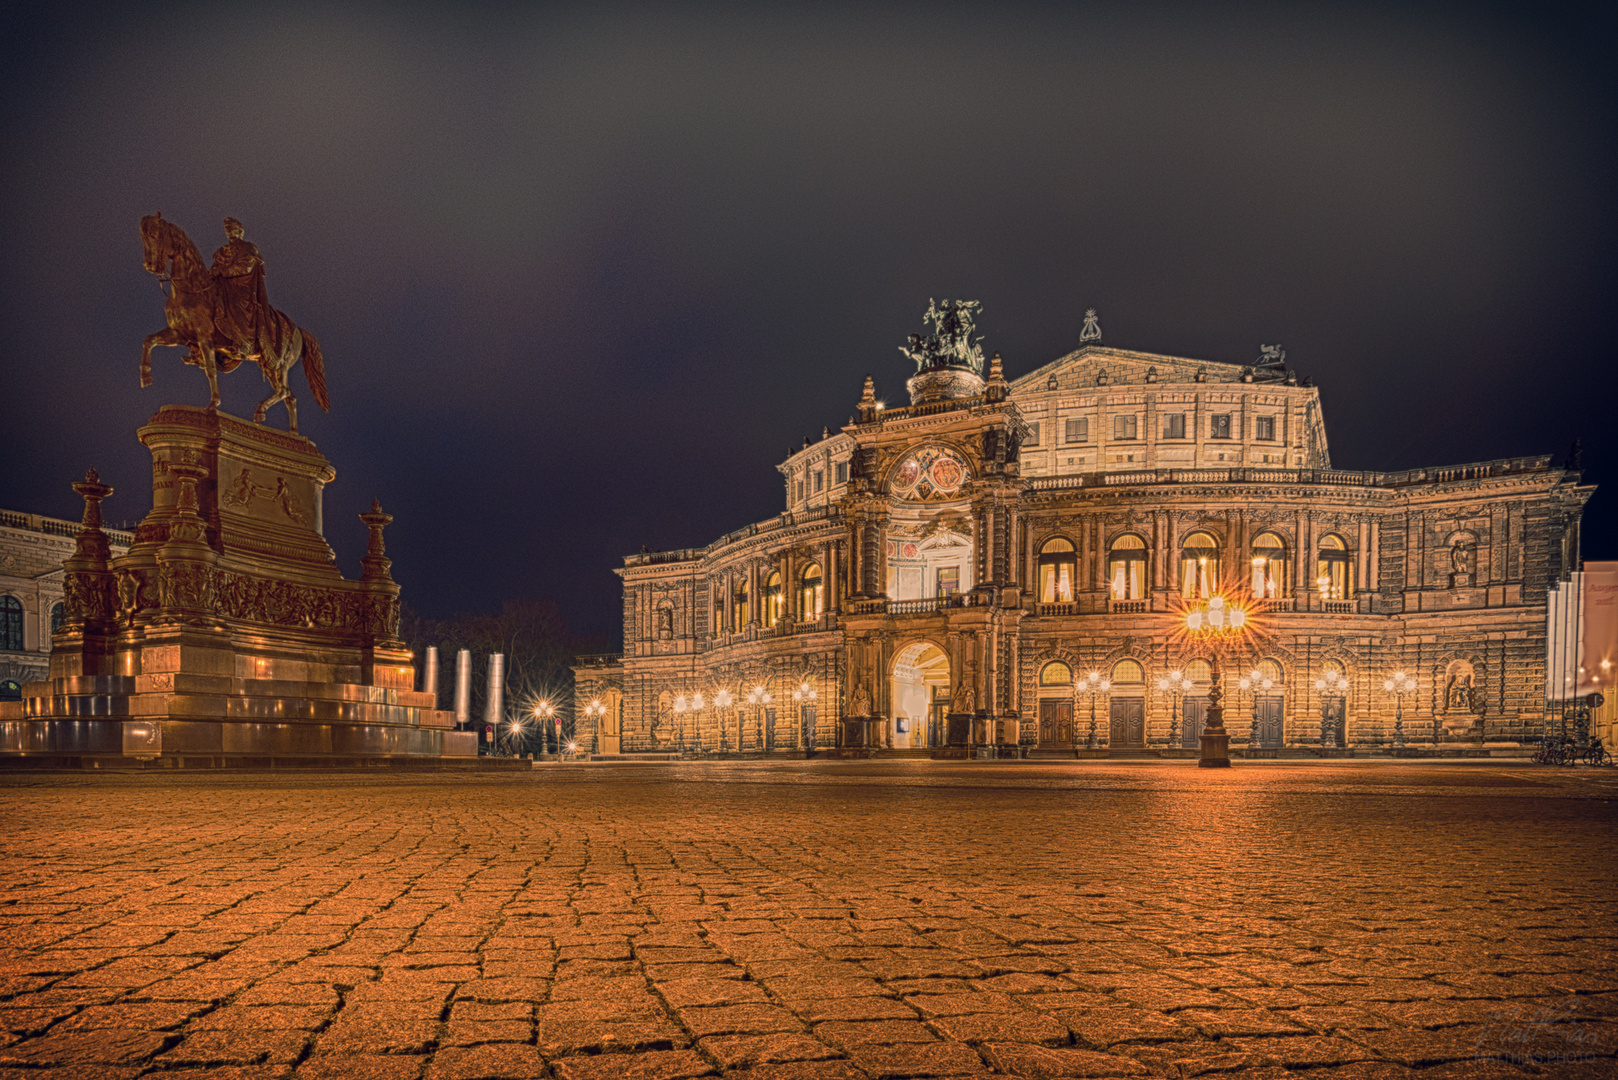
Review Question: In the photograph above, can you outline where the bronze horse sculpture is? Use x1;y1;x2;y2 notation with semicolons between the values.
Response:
139;213;328;432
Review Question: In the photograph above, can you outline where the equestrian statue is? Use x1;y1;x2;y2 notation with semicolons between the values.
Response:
140;213;328;433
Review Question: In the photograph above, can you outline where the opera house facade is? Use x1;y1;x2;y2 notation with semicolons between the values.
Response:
574;306;1592;757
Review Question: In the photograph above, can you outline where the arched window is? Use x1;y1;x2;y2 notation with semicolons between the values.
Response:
1250;531;1288;599
0;596;22;651
1316;534;1352;600
1185;658;1213;685
1039;661;1073;687
761;572;783;628
1255;658;1284;683
1180;532;1221;599
731;579;750;631
1108;534;1147;600
0;680;20;702
799;563;823;619
1111;658;1145;684
1038;537;1077;603
50;602;64;636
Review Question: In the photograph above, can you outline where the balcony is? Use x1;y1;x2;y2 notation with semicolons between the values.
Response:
1322;601;1356;615
1109;599;1148;614
1036;602;1078;617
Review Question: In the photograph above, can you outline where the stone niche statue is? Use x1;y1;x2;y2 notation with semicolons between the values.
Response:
1443;659;1481;715
1448;537;1476;588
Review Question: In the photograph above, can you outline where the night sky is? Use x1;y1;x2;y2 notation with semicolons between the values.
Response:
3;3;1614;646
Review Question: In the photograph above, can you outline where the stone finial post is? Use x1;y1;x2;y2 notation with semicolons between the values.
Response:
360;500;395;583
858;375;878;423
985;352;1007;402
154;455;219;624
61;469;117;629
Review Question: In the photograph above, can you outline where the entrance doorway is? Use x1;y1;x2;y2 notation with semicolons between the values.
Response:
1254;696;1283;747
1039;700;1074;746
1109;697;1145;748
1181;697;1208;750
891;642;950;749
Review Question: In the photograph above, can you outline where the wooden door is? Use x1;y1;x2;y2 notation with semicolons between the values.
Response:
1110;697;1145;748
764;707;776;752
801;705;816;752
1039;700;1074;746
1255;696;1283;748
1182;697;1208;749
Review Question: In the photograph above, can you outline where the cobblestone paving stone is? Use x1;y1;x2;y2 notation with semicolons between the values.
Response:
1;760;1616;1079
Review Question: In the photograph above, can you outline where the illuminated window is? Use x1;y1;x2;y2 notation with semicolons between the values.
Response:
1210;414;1232;438
761;572;782;628
1112;659;1145;684
731;579;750;631
1185;659;1212;684
49;602;64;635
1179;532;1220;598
1108;534;1147;600
1038;537;1078;603
1255;658;1284;683
799;564;823;618
1250;531;1288;598
1316;534;1352;600
936;567;959;595
1039;661;1073;687
0;596;21;651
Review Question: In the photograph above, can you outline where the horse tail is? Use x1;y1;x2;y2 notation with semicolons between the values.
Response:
301;328;331;412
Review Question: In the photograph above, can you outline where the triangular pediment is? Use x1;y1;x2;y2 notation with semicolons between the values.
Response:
1008;345;1250;395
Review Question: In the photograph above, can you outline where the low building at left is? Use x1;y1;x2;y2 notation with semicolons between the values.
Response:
0;508;131;700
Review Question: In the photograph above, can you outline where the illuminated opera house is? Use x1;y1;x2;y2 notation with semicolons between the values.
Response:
574;304;1591;757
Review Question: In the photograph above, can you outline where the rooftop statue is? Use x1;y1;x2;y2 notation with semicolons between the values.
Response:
900;298;984;375
139;213;329;433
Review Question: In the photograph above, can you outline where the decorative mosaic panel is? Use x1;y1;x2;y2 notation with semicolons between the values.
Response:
891;446;971;502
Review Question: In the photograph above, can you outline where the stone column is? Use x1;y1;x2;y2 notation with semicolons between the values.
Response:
1368;520;1381;594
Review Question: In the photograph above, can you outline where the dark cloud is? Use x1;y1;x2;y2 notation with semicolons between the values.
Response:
3;2;1614;642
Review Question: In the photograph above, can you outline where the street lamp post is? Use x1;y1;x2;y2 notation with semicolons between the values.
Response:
1237;670;1274;748
1315;669;1349;748
691;691;707;752
1156;669;1190;748
746;685;773;752
1182;594;1249;768
582;699;606;756
672;694;689;753
1382;672;1416;748
532;701;555;756
792;680;817;752
715;689;733;753
1076;670;1110;750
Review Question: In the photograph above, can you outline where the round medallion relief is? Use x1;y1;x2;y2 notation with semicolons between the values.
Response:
891;447;971;501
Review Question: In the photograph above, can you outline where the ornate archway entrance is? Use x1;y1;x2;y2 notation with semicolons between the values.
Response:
891;642;950;750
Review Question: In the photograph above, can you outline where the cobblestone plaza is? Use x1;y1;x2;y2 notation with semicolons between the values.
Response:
2;761;1616;1078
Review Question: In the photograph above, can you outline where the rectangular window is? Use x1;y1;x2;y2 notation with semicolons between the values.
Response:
1163;413;1185;439
1113;414;1137;440
1064;417;1088;443
834;462;848;484
937;567;960;596
795;481;803;501
1210;413;1232;439
1256;415;1275;441
814;470;824;492
1026;422;1041;447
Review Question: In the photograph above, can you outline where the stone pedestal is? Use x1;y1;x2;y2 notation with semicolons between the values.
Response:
1;406;463;765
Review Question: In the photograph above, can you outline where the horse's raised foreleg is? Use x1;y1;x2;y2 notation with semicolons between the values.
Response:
141;327;186;388
200;339;221;409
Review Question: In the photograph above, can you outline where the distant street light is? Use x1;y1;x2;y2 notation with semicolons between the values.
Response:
1314;669;1349;748
1076;670;1111;750
533;700;555;754
715;688;734;753
746;685;773;752
1382;672;1416;748
1237;670;1274;748
1156;669;1191;748
1182;594;1251;768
